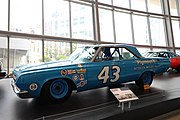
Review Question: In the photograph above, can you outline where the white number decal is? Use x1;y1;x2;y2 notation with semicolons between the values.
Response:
110;66;120;82
98;66;120;84
98;66;109;83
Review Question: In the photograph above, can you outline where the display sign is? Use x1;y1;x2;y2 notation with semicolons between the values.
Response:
110;87;139;103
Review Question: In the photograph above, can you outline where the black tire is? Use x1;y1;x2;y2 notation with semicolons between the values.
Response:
135;72;153;89
175;65;180;73
41;79;72;102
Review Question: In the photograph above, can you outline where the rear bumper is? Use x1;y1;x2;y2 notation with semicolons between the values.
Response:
11;79;31;98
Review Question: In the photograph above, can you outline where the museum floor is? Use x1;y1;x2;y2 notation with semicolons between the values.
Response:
1;70;180;120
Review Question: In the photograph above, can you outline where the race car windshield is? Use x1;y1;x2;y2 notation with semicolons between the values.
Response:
69;46;97;63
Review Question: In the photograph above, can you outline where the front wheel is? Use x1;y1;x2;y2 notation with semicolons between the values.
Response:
41;79;72;102
135;72;153;89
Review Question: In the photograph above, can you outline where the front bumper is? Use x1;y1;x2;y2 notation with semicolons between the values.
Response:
11;79;31;98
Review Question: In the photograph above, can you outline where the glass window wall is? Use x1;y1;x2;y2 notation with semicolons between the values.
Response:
131;0;146;11
10;38;42;72
98;0;112;5
10;38;29;70
0;0;8;30
137;47;151;56
147;0;162;14
176;50;180;55
152;48;167;52
0;37;7;71
114;12;132;44
44;0;70;37
169;0;178;16
179;1;180;14
44;41;70;62
10;0;42;34
113;0;130;8
150;17;166;46
71;43;92;53
71;3;94;40
172;20;180;47
99;8;114;42
28;40;42;63
132;15;149;45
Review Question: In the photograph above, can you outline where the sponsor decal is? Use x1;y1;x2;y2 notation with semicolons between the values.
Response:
77;69;86;74
79;74;84;80
29;83;38;91
134;65;156;70
61;70;67;76
135;60;156;65
67;70;76;74
73;74;79;81
77;80;87;88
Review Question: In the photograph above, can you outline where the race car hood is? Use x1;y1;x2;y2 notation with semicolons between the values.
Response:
14;60;72;73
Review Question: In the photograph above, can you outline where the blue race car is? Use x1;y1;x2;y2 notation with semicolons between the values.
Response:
11;44;170;102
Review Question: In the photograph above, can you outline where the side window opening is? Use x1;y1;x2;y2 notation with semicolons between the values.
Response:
95;47;122;62
103;47;112;60
122;52;131;59
120;48;137;60
94;47;137;62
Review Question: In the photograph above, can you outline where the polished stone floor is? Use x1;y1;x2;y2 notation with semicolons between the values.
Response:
0;70;180;120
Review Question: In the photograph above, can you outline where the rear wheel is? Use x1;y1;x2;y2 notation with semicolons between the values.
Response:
41;79;72;102
135;72;153;89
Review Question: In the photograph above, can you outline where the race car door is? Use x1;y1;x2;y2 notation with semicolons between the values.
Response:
78;47;125;91
118;47;141;82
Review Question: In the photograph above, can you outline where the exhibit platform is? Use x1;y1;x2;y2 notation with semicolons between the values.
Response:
0;70;180;120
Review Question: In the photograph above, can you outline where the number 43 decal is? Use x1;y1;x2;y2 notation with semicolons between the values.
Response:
98;66;120;84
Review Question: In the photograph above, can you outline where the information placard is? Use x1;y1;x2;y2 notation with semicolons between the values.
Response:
110;87;138;103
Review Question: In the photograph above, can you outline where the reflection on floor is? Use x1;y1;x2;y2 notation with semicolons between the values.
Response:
0;70;180;120
151;109;180;120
